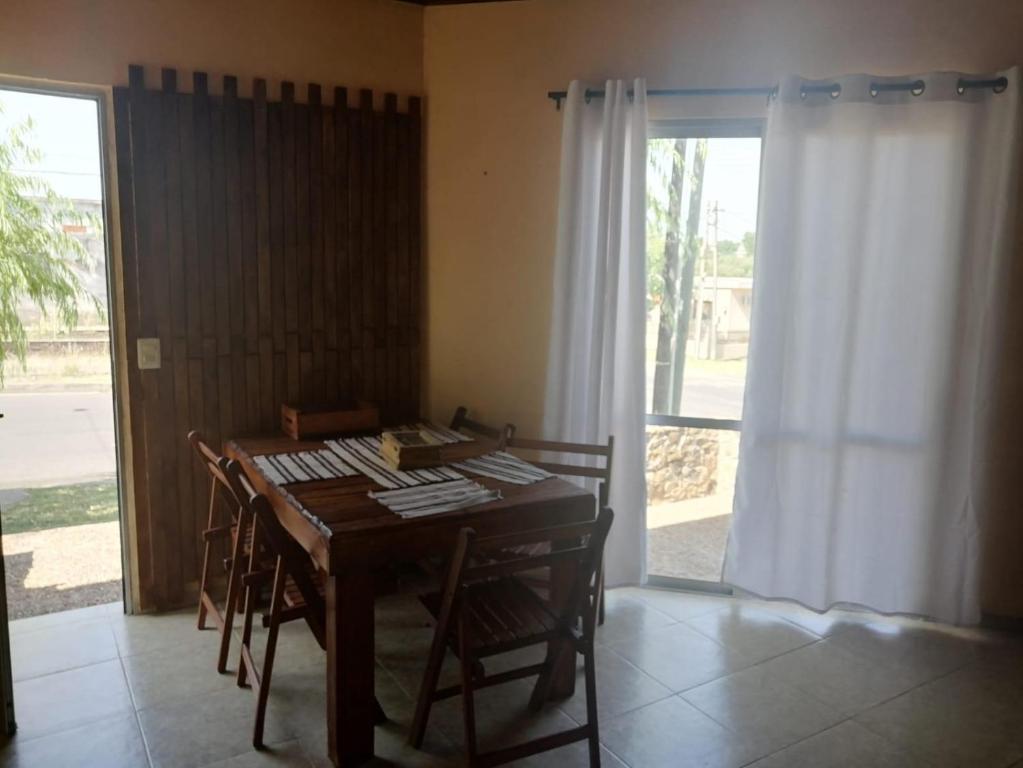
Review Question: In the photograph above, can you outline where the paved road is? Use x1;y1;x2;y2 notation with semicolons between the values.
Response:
678;372;745;421
0;391;117;490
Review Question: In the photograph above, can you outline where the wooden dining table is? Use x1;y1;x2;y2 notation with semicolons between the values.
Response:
225;434;597;768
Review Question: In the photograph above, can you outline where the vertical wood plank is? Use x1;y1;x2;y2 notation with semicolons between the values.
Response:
348;93;364;403
309;85;326;401
322;94;338;400
114;78;154;608
223;76;247;435
239;96;260;428
395;109;410;419
334;87;352;403
359;90;375;409
373;98;387;419
193;71;221;465
254;79;275;430
296;96;313;398
281;82;300;403
383;94;398;421
143;74;176;606
162;69;192;596
409;97;422;419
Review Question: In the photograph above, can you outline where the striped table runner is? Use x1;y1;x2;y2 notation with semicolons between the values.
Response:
369;479;501;519
452;451;553;485
324;435;464;490
254;449;359;486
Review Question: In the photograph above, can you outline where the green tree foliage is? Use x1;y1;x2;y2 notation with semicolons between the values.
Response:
715;233;757;277
0;106;100;384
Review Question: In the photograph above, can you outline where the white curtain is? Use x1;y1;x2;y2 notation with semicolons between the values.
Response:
726;69;1021;625
545;80;648;587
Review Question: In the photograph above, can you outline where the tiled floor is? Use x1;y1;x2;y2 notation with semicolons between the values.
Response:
1;587;1022;767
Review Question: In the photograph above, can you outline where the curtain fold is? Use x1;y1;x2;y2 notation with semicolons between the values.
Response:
545;79;648;587
725;69;1021;624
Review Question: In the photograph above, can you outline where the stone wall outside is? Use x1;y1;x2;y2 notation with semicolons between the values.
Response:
645;426;719;504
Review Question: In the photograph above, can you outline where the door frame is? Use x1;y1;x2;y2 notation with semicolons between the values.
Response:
0;74;140;615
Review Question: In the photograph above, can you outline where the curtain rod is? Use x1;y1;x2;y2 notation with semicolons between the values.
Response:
546;77;1009;110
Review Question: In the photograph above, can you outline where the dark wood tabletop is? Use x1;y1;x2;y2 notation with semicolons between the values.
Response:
224;433;596;767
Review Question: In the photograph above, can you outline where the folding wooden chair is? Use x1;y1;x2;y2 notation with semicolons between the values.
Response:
504;434;614;624
409;508;614;767
450;405;515;449
188;430;251;674
223;459;386;749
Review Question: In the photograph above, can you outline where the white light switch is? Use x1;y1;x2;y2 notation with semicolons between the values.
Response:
137;338;161;370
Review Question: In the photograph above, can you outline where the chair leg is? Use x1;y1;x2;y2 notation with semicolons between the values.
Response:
408;600;455;748
582;643;601;767
197;480;218;630
597;571;606;626
216;510;248;673
457;620;478;767
254;557;286;750
237;521;263;688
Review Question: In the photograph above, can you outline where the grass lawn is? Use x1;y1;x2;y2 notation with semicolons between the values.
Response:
1;480;119;534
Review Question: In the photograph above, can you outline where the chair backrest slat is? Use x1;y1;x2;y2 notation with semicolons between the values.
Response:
449;405;516;449
505;437;609;456
507;433;615;507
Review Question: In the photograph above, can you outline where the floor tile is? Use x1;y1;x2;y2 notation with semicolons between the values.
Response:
12;658;134;740
7;601;119;637
747;720;933;767
137;686;294;768
682;602;821;664
200;739;312;767
753;600;877;637
855;661;1023;768
0;712;148;768
617;586;727;622
558;644;673;723
681;664;845;759
599;695;752;768
607;620;750;692
111;608;211;658
756;637;921;716
827;620;979;686
10;618;118;681
427;678;582;757
595;591;678;646
122;640;239;710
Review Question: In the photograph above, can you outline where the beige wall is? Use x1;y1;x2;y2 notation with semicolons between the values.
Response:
423;0;1023;616
1;0;423;98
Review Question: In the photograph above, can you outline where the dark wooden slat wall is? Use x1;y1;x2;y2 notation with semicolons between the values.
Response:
115;66;422;611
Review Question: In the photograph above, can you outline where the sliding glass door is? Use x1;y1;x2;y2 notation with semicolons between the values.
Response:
644;119;763;589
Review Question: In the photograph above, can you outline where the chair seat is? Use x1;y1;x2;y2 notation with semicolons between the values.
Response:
420;576;559;655
282;566;326;608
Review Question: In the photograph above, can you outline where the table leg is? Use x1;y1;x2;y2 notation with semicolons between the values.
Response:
327;565;375;767
545;540;579;699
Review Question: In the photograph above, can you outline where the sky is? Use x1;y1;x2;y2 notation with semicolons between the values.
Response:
0;88;103;201
701;137;762;243
649;135;763;246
